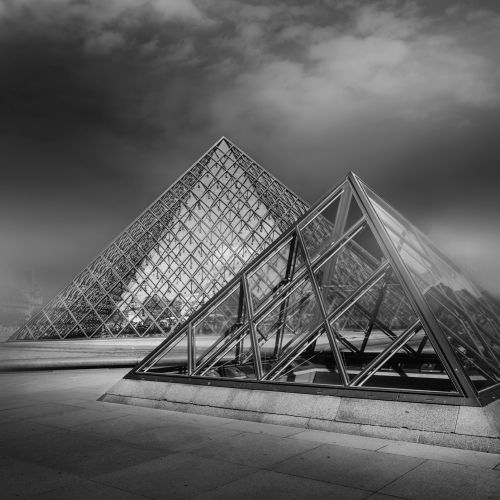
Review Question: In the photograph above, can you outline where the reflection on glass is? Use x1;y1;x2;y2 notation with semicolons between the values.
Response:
315;224;386;316
203;328;257;380
256;276;323;377
142;330;189;374
247;240;293;312
193;286;244;366
364;184;500;390
361;330;456;392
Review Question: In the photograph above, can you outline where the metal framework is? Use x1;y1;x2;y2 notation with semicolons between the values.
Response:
10;138;309;340
131;174;500;406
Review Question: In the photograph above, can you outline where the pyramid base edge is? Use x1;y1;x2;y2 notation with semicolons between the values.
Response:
100;378;500;453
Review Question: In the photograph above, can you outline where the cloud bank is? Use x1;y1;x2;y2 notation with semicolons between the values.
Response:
1;0;500;298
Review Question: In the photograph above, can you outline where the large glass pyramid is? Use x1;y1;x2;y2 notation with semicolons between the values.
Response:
132;173;500;405
11;138;309;340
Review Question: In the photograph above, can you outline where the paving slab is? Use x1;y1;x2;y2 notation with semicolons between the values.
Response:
378;440;500;469
272;443;425;491
1;426;169;478
291;429;392;451
192;469;371;500
95;452;257;500
380;459;500;499
0;456;85;498
29;477;149;500
0;401;84;421
69;412;176;439
188;430;322;468
365;494;407;499
114;422;245;453
0;396;46;411
1;368;499;499
26;407;131;429
220;419;305;437
0;419;57;443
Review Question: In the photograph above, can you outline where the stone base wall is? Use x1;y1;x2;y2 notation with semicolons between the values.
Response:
101;379;500;453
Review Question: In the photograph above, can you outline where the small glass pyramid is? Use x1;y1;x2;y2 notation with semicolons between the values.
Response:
10;138;309;340
133;173;500;405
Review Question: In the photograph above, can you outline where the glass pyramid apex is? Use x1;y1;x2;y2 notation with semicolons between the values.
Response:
131;172;500;406
10;137;309;341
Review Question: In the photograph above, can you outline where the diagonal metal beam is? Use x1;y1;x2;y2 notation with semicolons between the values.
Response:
348;173;472;399
297;229;350;385
351;321;422;387
264;261;390;382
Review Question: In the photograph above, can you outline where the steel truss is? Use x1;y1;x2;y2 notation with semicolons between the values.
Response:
11;138;309;340
132;174;500;406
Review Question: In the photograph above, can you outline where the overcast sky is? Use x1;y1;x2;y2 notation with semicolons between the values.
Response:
1;0;499;301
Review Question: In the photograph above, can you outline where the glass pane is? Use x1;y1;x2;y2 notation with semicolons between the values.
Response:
344;193;364;230
361;330;457;393
273;327;342;386
65;323;87;339
193;286;244;367
247;240;293;312
360;274;419;353
105;309;129;336
256;276;324;377
301;196;340;262
52;310;76;338
315;224;387;317
80;310;102;337
326;263;459;394
202;328;257;380
434;309;499;390
39;321;60;340
452;347;498;392
363;182;500;390
141;330;189;375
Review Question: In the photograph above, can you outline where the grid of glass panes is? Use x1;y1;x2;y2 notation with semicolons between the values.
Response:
137;178;475;398
12;138;309;340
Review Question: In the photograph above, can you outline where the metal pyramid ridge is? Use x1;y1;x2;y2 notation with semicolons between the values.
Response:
11;138;310;341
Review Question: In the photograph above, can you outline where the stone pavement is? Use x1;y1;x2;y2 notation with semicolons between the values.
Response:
0;369;499;499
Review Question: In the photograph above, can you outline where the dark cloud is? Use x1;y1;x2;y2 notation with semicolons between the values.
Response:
1;0;500;299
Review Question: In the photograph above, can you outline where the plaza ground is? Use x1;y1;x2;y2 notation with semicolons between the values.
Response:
0;368;499;499
0;339;162;370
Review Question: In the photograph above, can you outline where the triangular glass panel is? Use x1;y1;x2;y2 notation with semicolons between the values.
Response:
301;184;366;265
256;275;326;380
139;329;189;375
300;191;341;262
314;221;388;318
355;326;458;393
193;284;245;369
39;322;60;340
65;323;88;339
359;271;419;354
361;180;500;391
247;238;295;313
452;347;498;392
293;327;342;386
201;327;258;380
51;309;76;338
11;138;309;341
